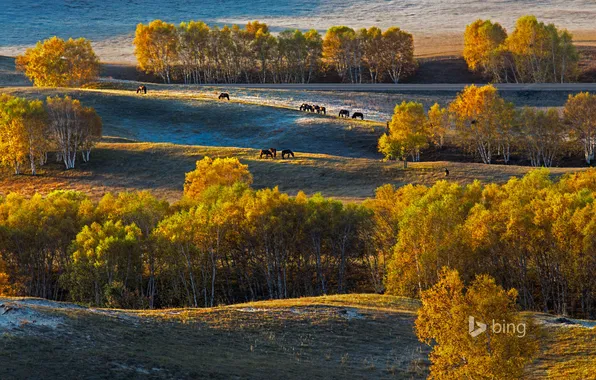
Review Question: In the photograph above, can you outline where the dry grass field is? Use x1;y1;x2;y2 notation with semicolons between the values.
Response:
0;140;585;203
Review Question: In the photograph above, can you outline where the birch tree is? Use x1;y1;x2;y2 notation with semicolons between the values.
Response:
564;92;596;164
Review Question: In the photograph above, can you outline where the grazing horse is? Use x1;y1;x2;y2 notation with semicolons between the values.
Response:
320;106;326;115
352;112;364;120
305;104;314;112
219;93;230;100
339;109;350;118
136;85;147;94
313;105;321;113
260;149;274;159
281;149;295;159
269;148;277;158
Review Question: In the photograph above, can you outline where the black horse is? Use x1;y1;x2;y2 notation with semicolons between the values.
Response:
136;85;147;94
219;93;230;100
281;149;295;159
444;168;450;177
320;106;326;115
352;112;364;120
269;148;277;158
300;103;314;112
339;109;350;118
260;149;274;159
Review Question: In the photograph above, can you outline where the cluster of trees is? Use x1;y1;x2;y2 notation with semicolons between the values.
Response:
16;36;100;87
0;158;376;309
379;86;596;166
0;157;595;320
0;94;102;173
134;20;417;84
463;15;578;82
383;168;596;318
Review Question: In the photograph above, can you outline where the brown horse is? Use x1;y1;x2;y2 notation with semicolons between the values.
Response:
136;85;147;94
352;112;364;120
219;93;230;100
281;149;295;159
339;109;350;118
260;149;274;159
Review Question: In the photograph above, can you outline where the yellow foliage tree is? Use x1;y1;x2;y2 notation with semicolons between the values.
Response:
134;20;179;83
564;92;596;164
416;268;537;379
449;85;515;164
184;156;253;199
463;19;507;77
379;101;429;167
0;95;48;175
16;36;99;87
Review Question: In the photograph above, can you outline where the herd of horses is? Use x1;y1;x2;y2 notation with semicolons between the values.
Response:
299;103;326;114
260;148;295;159
135;88;372;160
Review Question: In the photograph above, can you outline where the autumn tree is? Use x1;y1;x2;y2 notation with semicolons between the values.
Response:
416;268;537;379
177;21;211;84
0;95;48;175
16;36;99;87
518;107;566;167
323;26;360;83
381;27;417;83
183;156;253;199
463;20;507;78
505;16;578;83
379;101;429;167
564;92;596;164
134;20;179;83
68;220;143;307
46;96;102;169
427;103;449;148
449;85;514;164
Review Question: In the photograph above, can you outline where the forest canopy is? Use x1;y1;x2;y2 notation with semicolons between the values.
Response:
0;158;594;319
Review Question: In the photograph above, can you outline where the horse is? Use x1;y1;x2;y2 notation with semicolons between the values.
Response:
219;93;230;100
352;112;364;120
281;149;295;159
269;148;277;158
136;85;147;94
320;106;326;115
260;149;274;159
339;109;350;118
313;105;321;113
304;104;314;112
444;168;450;177
300;103;311;111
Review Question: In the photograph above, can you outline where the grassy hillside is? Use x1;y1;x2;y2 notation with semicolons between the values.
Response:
1;294;594;379
0;294;429;379
0;139;584;202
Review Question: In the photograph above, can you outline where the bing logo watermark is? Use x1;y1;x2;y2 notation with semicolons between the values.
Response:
468;316;526;338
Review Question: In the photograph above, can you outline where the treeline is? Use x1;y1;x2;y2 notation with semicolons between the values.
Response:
0;157;595;318
380;86;596;166
0;95;102;173
133;20;416;84
464;15;578;83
